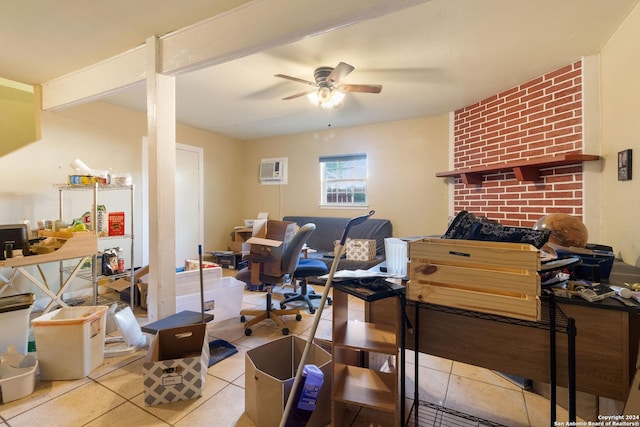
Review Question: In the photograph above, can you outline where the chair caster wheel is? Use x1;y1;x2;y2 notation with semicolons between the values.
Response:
244;328;252;336
282;328;289;335
280;304;286;309
240;315;246;322
309;309;316;315
327;297;333;305
296;314;302;321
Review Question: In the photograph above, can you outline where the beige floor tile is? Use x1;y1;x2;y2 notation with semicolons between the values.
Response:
207;316;250;343
446;373;529;427
405;349;453;373
2;280;572;427
404;365;450;406
345;406;397;427
207;344;249;383
233;373;245;388
0;376;92;420
297;317;333;342
83;401;169;426
451;361;523;390
523;389;585;427
87;347;147;380
174;383;251;427
129;375;230;425
94;356;146;399
6;380;126;427
234;323;292;348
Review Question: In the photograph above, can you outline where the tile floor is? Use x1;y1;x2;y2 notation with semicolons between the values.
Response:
0;283;582;427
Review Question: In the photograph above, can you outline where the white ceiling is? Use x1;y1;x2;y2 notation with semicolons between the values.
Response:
2;0;638;141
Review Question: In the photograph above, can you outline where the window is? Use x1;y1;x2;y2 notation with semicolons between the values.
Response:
319;154;367;207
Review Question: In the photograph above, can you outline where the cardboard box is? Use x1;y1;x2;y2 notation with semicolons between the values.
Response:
245;335;332;427
215;252;243;269
246;220;296;281
346;238;377;261
108;211;125;236
184;259;219;271
142;323;209;406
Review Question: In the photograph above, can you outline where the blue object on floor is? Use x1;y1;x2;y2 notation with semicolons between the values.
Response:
208;339;238;366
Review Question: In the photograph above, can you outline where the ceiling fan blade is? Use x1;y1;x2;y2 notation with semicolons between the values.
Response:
282;90;316;100
274;74;317;87
338;84;383;94
326;62;355;86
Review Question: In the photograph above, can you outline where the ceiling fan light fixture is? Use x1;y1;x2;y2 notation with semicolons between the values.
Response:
307;88;345;109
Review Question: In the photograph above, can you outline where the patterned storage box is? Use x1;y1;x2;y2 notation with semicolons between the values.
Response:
346;239;377;261
143;323;209;406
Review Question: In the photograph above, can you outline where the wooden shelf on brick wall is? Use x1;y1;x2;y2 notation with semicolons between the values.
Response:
436;153;600;185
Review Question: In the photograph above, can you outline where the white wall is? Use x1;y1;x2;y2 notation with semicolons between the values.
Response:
0;100;243;299
600;1;640;266
241;115;451;238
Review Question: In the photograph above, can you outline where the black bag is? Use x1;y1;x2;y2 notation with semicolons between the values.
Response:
443;210;551;249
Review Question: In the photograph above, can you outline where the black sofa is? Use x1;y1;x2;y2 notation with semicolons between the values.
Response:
282;215;393;271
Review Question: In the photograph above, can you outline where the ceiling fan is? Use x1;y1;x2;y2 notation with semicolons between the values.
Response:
275;62;382;108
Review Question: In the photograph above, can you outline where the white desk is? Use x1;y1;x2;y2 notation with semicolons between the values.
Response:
0;232;97;313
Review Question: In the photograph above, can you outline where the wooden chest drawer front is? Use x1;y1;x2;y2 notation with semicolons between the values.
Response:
408;239;541;321
408;238;540;271
410;262;540;296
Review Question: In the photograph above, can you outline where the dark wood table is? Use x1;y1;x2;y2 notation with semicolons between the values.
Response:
368;261;640;418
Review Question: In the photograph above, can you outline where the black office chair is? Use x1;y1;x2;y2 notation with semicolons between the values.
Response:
280;258;331;314
239;223;317;336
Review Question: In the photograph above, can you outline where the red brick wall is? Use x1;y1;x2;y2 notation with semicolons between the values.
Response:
452;61;584;227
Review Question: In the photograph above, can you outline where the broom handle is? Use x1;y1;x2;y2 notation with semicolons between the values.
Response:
280;210;375;426
199;245;205;324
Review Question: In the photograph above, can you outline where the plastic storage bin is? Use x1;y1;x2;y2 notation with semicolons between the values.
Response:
0;293;34;355
31;305;108;380
176;276;244;323
0;353;38;403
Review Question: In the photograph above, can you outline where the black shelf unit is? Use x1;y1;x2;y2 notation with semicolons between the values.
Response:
406;296;576;426
406;400;509;427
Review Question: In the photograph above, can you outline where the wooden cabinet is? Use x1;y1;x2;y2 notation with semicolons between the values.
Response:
331;285;402;427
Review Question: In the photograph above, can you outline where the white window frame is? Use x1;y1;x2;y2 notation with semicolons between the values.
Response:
319;154;368;208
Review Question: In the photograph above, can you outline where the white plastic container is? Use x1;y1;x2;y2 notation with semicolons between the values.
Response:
0;354;38;403
175;267;223;296
31;305;108;380
176;277;244;323
0;307;31;355
384;237;408;278
0;293;34;355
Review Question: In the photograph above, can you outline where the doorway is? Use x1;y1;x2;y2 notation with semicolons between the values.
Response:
141;139;204;269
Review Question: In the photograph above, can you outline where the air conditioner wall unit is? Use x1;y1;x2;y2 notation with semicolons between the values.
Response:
260;158;287;184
